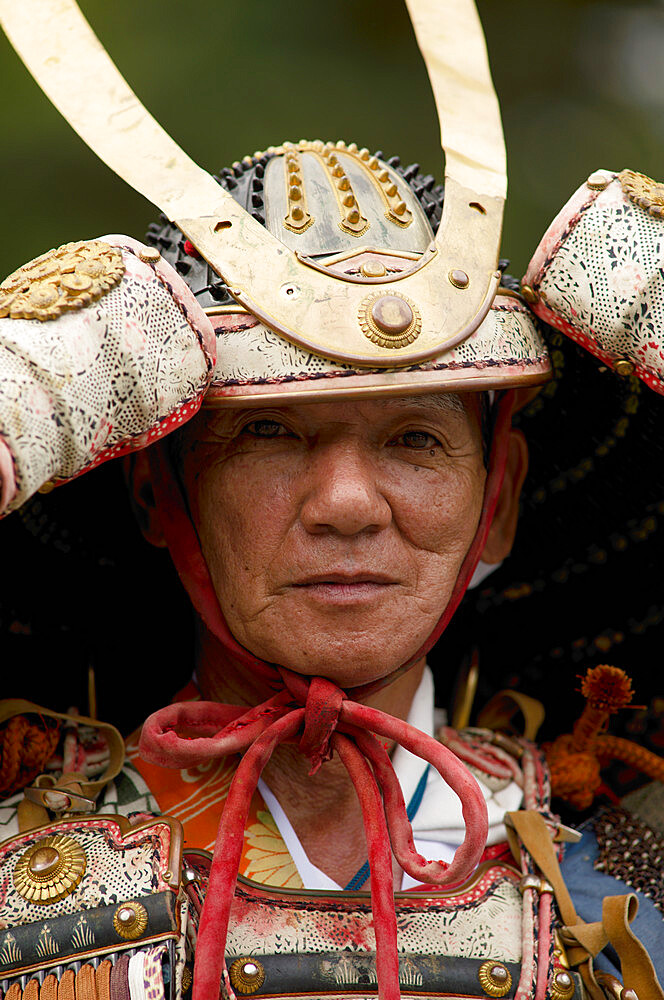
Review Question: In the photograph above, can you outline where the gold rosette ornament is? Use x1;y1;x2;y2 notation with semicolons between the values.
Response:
13;833;87;904
0;239;124;321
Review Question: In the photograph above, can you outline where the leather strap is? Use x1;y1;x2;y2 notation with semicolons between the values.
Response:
477;690;545;742
506;810;664;1000
603;894;664;1000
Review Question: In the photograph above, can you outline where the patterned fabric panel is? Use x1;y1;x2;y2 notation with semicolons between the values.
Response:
223;863;524;962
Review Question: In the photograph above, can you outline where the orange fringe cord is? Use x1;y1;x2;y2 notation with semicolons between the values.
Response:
0;714;61;797
544;664;664;809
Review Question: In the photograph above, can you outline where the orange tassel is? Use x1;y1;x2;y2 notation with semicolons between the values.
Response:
544;664;663;809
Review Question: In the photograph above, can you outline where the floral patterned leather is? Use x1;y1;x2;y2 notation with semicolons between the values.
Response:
523;169;664;397
0;236;215;514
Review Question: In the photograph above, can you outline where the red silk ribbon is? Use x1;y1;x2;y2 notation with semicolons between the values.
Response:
140;390;516;1000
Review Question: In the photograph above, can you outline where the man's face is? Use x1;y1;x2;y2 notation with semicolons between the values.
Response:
178;394;487;687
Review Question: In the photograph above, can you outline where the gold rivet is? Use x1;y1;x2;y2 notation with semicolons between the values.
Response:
312;140;324;151
359;148;370;160
332;164;344;178
347;142;358;153
291;206;304;221
587;171;609;191
614;358;635;376
343;193;355;207
336;139;346;149
393;200;407;216
229;958;265;995
113;901;148;940
385;183;397;198
242;156;253;166
368;157;379;170
378;169;389;183
337;176;350;191
346;208;360;224
449;269;470;289
360;259;387;278
478;961;512;998
520;283;539;304
289;185;302;201
139;247;161;264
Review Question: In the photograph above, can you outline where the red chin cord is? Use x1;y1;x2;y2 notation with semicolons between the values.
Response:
139;390;515;1000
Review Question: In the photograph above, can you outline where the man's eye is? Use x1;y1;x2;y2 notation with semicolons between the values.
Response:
244;419;288;438
395;430;441;450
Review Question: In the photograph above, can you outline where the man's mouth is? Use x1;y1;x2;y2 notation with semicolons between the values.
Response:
291;573;398;604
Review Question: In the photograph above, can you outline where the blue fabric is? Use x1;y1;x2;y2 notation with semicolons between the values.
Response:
344;764;431;891
561;827;664;980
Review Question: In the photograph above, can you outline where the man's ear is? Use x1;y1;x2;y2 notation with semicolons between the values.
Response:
123;450;167;548
481;428;529;564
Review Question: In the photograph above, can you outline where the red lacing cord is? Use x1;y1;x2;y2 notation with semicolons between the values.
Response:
140;391;516;1000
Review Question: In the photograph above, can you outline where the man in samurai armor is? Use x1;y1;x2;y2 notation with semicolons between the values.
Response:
0;2;662;999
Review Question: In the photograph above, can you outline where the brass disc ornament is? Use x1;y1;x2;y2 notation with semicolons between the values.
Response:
13;833;86;904
0;239;124;321
359;290;422;350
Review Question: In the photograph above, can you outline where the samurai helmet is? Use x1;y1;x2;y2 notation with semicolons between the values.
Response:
0;0;551;404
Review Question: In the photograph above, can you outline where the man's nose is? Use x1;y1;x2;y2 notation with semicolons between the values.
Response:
299;440;392;536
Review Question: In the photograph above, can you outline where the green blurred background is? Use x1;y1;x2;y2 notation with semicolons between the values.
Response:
1;0;663;282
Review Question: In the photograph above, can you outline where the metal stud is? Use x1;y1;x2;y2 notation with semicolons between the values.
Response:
478;961;512;998
337;176;350;191
229;958;265;995
587;171;610;191
113;901;148;941
550;970;575;1000
614;358;635;377
449;268;470;289
138;247;161;264
359;148;370;160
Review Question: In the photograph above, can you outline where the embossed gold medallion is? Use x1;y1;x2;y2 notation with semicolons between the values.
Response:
619;170;664;220
13;833;86;904
113;900;149;940
0;240;124;321
359;290;422;349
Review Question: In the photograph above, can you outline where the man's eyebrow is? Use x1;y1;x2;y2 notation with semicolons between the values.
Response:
374;393;464;413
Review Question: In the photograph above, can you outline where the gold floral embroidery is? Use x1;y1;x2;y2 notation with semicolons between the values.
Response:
243;811;303;889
